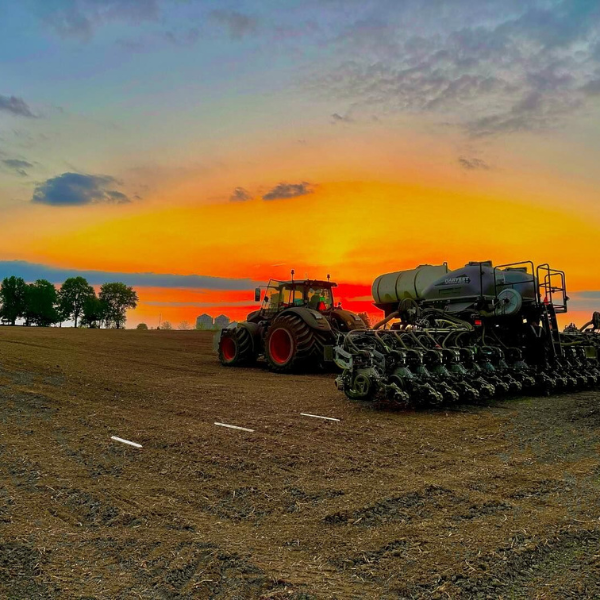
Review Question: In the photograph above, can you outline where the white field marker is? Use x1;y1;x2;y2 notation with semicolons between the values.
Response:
214;422;255;433
300;413;340;422
111;436;142;448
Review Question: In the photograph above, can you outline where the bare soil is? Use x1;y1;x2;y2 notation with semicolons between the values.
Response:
1;327;599;599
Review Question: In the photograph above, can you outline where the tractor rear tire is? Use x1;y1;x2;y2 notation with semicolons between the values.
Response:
218;327;255;367
265;314;317;373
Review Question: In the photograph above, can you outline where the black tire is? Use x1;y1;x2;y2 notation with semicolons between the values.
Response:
218;327;256;367
265;314;317;373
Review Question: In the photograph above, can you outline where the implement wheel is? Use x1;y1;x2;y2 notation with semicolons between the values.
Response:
265;314;316;373
218;327;255;367
345;372;374;400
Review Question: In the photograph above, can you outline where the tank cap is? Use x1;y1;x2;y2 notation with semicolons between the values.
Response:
467;260;493;267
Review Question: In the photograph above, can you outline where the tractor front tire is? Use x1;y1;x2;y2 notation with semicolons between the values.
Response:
218;327;256;367
265;314;317;373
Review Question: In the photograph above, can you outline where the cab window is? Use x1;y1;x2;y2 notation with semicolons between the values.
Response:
263;284;284;312
291;288;304;306
263;284;299;312
307;287;333;310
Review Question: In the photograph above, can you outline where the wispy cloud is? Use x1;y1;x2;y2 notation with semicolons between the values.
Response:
458;157;490;170
564;291;600;315
263;182;313;201
33;0;161;40
144;300;254;308
32;172;131;206
229;187;252;202
307;0;600;136
0;94;36;118
163;27;200;46
582;79;600;95
0;260;253;290
209;9;257;40
331;112;353;124
2;158;34;177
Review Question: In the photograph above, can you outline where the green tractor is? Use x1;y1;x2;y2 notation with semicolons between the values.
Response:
218;274;365;372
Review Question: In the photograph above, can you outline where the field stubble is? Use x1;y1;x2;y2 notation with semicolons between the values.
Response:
0;328;599;598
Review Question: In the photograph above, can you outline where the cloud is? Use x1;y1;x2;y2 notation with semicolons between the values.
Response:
144;300;254;308
163;27;200;46
33;0;161;40
209;9;257;39
458;157;490;170
2;159;34;177
582;79;600;96
307;0;600;136
32;172;131;206
0;95;36;118
331;112;353;124
229;187;252;202
564;291;600;315
262;182;313;201
0;260;253;290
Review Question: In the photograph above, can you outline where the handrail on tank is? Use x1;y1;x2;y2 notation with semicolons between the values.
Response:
536;264;568;314
493;261;538;305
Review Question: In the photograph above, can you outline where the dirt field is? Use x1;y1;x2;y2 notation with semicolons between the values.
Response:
1;328;600;599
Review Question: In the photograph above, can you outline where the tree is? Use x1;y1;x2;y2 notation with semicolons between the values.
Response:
0;276;28;325
99;282;138;329
178;321;191;330
80;295;106;328
136;323;149;330
358;312;372;328
24;279;60;326
59;277;95;327
160;321;173;330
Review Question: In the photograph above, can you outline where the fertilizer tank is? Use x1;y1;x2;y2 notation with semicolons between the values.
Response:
421;261;538;312
372;264;449;316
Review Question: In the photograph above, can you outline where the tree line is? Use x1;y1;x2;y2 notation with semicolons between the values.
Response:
0;276;138;329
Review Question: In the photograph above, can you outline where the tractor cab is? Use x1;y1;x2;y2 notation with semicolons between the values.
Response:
258;279;336;316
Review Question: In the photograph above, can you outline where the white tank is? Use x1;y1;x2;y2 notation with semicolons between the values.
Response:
372;264;449;307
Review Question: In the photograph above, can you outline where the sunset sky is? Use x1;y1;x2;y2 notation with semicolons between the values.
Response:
1;0;599;327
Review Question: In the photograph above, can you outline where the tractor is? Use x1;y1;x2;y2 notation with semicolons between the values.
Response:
218;274;365;372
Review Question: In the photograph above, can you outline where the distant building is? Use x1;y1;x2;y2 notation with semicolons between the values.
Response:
214;314;230;330
196;314;214;330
